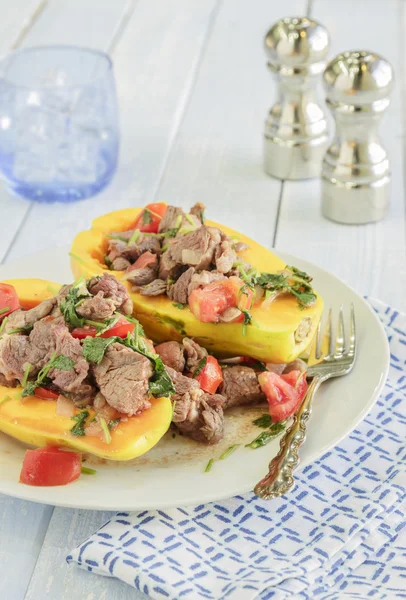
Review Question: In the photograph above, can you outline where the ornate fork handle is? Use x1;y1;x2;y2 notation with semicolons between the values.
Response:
254;375;323;499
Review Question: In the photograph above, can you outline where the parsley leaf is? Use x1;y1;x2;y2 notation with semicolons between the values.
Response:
22;353;75;397
82;337;116;364
0;306;10;316
245;422;286;449
148;355;175;397
142;209;152;225
104;255;113;269
252;414;273;428
172;302;185;310
70;410;89;436
52;356;75;371
192;356;207;378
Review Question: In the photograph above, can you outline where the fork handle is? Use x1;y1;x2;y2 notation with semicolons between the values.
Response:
254;375;323;499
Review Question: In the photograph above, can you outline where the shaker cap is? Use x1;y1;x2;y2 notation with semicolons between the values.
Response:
264;17;329;73
323;51;394;105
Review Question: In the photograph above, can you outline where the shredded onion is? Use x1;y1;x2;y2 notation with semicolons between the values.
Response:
84;419;103;438
55;395;75;417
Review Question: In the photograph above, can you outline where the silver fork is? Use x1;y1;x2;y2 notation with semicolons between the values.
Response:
254;304;357;500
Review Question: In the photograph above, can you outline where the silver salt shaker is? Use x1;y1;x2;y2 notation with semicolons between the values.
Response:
322;51;394;224
264;17;330;180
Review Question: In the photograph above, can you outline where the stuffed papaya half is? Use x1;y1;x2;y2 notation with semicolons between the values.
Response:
0;277;172;461
70;202;324;363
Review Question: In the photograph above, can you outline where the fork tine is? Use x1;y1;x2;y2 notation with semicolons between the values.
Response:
335;305;345;357
315;318;322;360
348;303;356;357
326;308;334;358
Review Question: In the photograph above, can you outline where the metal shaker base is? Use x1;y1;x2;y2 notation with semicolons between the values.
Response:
321;177;390;224
263;135;329;181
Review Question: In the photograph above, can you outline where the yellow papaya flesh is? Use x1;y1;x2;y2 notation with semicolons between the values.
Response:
70;208;324;363
0;278;173;460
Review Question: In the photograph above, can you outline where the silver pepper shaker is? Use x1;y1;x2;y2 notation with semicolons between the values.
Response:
322;51;394;224
263;17;330;180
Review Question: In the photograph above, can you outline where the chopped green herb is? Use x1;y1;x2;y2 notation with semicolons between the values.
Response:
60;284;89;329
241;309;257;336
108;233;128;242
22;353;74;398
0;316;8;338
81;466;97;475
286;265;312;282
82;337;116;364
142;209;153;225
52;356;75;371
148;355;176;397
184;213;196;227
161;244;169;252
104;255;113;269
165;228;179;238
205;458;214;473
290;289;317;309
99;417;112;444
7;325;34;335
172;302;185;310
245;422;286;449
128;229;141;245
252;414;273;428
70;410;89;436
108;418;121;430
192;356;207;378
21;363;32;388
200;209;205;223
219;444;240;460
0;306;10;316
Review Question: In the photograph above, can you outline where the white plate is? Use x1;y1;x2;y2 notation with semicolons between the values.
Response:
0;247;389;510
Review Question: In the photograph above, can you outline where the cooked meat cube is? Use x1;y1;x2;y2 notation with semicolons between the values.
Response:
155;341;185;372
166;366;225;444
158;205;184;233
219;366;266;409
0;334;31;381
93;343;152;415
0;372;19;388
189;202;205;222
5;297;57;333
112;257;131;271
88;274;133;315
167;226;220;271
139;279;167;296
76;291;116;321
29;318;90;393
215;234;237;274
123;253;158;286
167;267;195;304
188;270;226;295
234;242;249;253
158;250;178;280
182;337;208;372
107;235;161;265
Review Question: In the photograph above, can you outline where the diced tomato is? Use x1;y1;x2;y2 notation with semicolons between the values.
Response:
99;319;135;339
258;369;307;423
19;447;82;486
34;387;59;400
133;202;167;233
71;326;98;339
195;356;223;394
0;283;20;320
188;276;253;323
71;319;135;340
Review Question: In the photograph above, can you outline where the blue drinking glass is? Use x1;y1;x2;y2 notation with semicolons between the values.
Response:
0;46;119;202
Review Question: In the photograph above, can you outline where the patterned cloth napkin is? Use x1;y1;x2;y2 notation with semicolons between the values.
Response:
67;299;406;599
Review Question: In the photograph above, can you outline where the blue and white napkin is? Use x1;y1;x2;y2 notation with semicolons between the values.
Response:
67;299;406;599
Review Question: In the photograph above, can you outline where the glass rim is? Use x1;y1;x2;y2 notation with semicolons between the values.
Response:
0;45;113;89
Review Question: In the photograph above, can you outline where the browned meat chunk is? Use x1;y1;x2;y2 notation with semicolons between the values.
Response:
166;366;225;444
0;373;18;388
234;242;249;253
215;234;237;274
219;366;266;409
107;235;161;265
188;270;226;295
155;341;185;372
5;297;57;333
139;279;167;296
158;205;184;233
158;250;178;280
112;257;131;271
76;291;116;321
123;252;158;286
0;334;31;381
167;267;195;304
189;202;205;222
182;337;208;372
167;226;220;271
93;343;152;415
88;274;133;315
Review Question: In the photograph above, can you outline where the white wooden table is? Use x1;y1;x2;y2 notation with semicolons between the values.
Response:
0;0;405;598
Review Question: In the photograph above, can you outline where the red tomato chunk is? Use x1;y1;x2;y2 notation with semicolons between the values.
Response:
19;447;82;487
195;356;223;394
258;370;307;423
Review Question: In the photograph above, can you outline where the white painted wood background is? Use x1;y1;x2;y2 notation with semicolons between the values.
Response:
0;0;405;598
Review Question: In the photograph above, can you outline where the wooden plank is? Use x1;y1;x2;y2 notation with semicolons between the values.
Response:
275;0;406;310
24;508;144;600
5;0;221;262
0;0;133;264
150;0;307;249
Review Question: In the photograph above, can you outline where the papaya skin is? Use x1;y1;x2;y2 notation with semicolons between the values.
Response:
70;208;324;363
0;278;173;460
